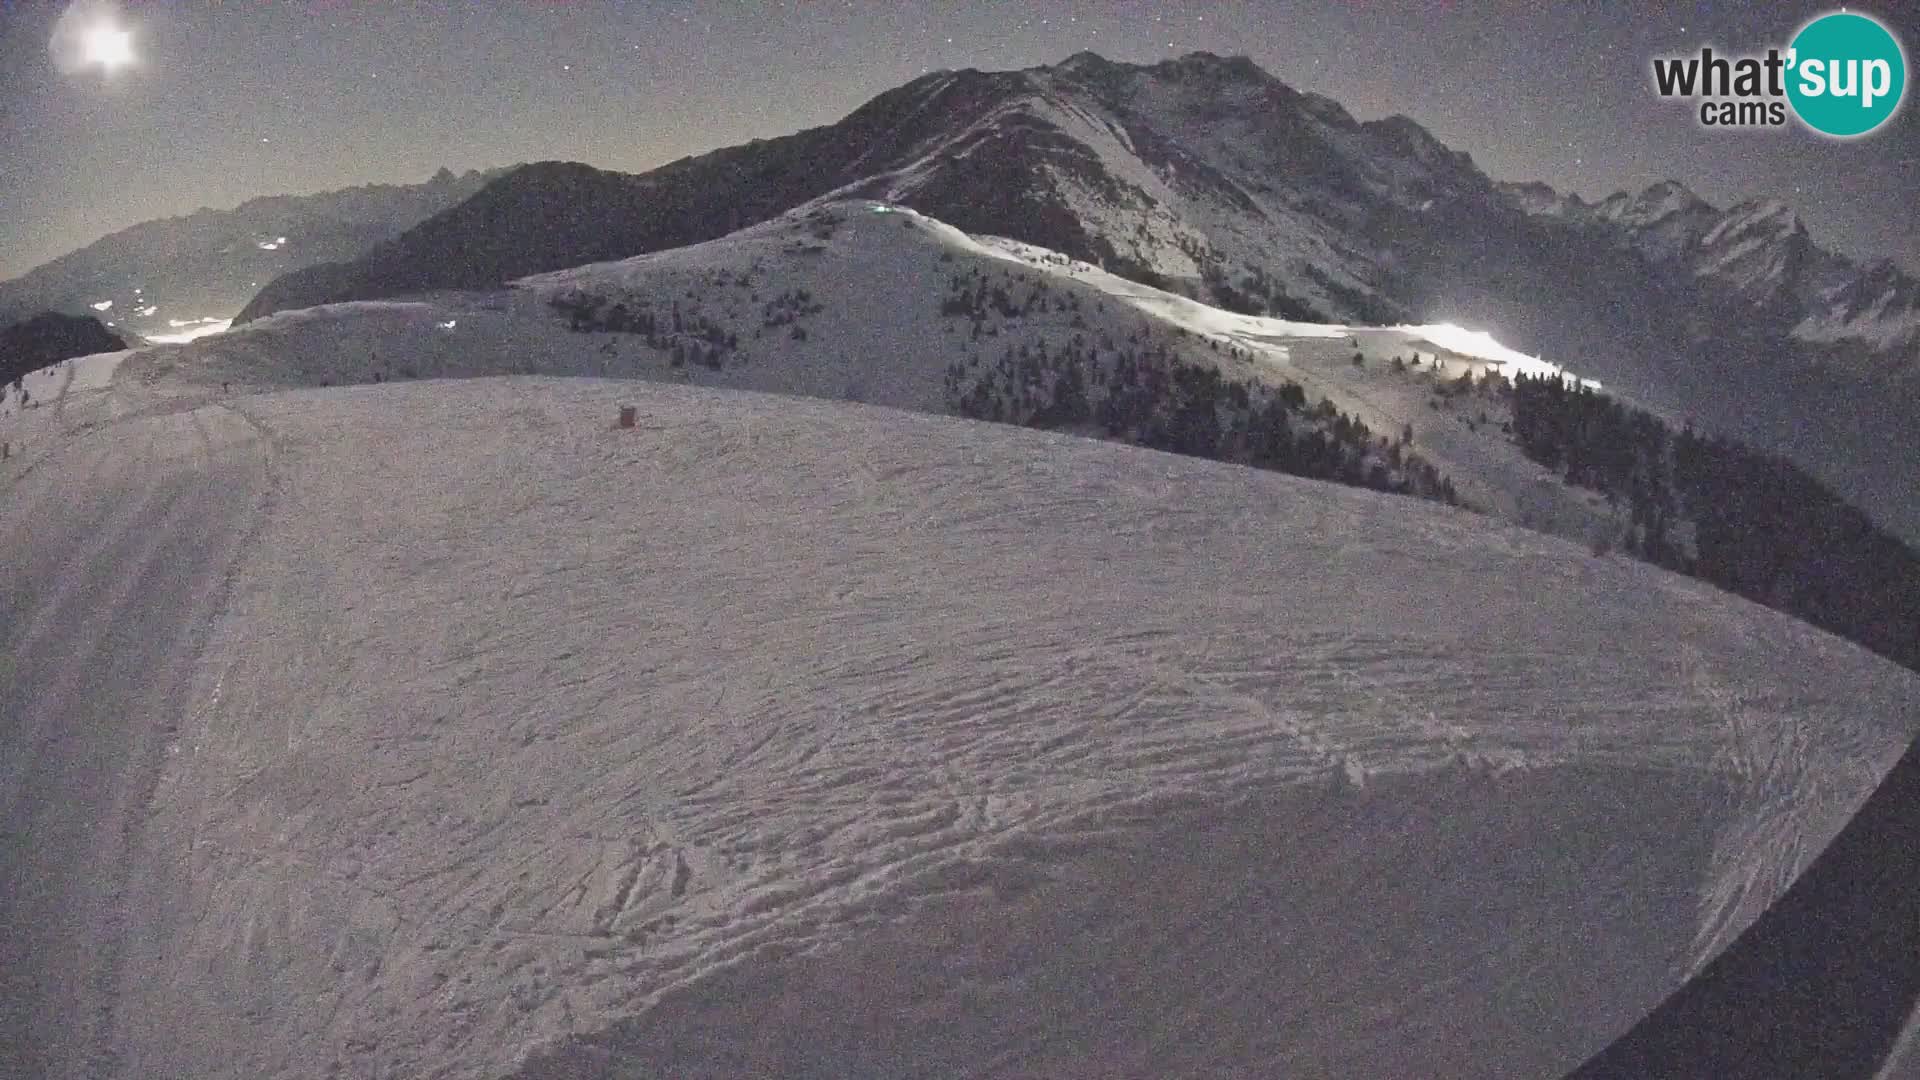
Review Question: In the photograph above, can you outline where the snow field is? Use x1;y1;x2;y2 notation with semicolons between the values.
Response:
94;377;1918;1078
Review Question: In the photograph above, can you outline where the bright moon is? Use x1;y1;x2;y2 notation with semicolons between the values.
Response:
82;24;134;71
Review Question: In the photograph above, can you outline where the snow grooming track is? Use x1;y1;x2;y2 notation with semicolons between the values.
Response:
0;401;271;1080
86;377;1918;1080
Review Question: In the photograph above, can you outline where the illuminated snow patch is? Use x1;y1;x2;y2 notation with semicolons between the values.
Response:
437;320;458;330
148;318;232;344
135;305;158;317
1402;323;1601;389
257;240;281;251
90;300;113;311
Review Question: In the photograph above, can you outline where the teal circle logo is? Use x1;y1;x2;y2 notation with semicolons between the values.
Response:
1786;11;1906;137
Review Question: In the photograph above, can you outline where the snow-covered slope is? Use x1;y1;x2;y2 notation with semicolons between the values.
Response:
965;231;1626;541
4;350;1919;1076
1;393;269;1080
129;199;1631;550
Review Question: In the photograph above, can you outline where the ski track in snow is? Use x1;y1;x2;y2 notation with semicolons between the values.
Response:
16;376;1893;1079
0;399;269;1080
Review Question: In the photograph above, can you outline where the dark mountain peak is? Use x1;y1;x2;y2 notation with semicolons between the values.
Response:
1641;179;1703;202
494;160;619;188
1828;258;1920;319
1363;114;1472;169
1150;51;1338;120
1702;198;1811;263
1856;258;1917;291
1151;50;1270;82
1497;179;1573;212
1629;179;1713;216
1364;113;1432;137
1041;50;1285;103
1055;50;1118;74
234;160;664;321
1042;50;1138;95
834;64;1030;143
1498;180;1608;218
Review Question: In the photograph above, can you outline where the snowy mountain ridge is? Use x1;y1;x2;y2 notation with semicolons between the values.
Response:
121;199;1628;552
223;51;1920;543
234;49;1920;389
237;49;1550;329
1497;176;1920;378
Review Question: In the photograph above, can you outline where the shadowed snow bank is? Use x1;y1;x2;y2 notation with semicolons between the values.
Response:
1570;728;1920;1080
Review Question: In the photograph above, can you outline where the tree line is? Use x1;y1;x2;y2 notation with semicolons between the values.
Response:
943;331;1459;506
1506;371;1920;674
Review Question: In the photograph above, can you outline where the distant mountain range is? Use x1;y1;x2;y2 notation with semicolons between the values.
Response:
10;51;1915;539
234;51;1920;391
0;167;499;341
215;52;1920;539
1499;178;1920;382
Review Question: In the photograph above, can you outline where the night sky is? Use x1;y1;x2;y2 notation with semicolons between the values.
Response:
3;1;1917;281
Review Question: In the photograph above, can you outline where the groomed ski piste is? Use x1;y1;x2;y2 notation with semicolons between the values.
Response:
3;202;1919;1078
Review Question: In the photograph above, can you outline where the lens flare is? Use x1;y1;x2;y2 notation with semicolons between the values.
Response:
82;24;134;71
50;3;138;77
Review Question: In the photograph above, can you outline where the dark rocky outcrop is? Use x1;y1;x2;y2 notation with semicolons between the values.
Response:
1;312;126;386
